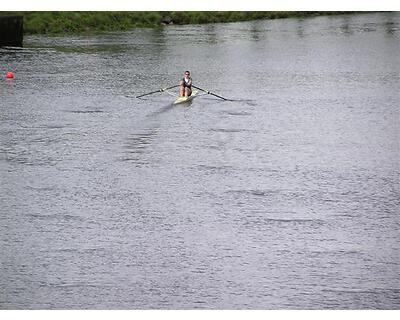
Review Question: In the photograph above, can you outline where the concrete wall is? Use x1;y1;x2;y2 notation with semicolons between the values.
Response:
0;16;23;47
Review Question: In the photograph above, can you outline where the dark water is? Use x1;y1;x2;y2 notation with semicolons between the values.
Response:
0;13;399;309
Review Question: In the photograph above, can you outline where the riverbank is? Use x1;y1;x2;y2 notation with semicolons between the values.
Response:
0;11;356;34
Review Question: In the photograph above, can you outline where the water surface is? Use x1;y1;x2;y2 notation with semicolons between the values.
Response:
0;13;399;309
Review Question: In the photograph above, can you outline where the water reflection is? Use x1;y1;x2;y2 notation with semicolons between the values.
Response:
249;23;261;41
247;20;270;42
296;19;305;38
204;25;217;44
383;13;399;36
339;16;353;35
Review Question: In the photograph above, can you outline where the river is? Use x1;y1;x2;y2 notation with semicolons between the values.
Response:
0;12;399;309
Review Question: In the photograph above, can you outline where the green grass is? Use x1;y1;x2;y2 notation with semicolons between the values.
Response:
0;11;355;35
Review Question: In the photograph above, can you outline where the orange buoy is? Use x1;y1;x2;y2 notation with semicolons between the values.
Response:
6;72;14;79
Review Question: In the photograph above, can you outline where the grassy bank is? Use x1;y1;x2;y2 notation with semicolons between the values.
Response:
1;12;355;34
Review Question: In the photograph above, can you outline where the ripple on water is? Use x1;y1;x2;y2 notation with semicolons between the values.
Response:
1;12;399;309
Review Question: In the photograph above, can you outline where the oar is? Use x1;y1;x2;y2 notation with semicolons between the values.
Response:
192;85;229;101
136;84;180;98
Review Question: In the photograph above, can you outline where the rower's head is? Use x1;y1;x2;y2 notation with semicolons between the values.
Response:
184;71;190;78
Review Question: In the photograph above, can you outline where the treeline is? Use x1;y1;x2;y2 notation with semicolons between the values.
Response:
0;12;354;34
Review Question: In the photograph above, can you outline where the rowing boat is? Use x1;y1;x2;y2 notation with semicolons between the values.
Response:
173;90;198;105
136;85;228;102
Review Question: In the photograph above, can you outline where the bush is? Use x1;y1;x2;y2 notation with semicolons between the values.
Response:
0;11;360;34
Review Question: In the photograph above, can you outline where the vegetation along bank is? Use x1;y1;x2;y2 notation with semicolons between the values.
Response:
0;11;357;34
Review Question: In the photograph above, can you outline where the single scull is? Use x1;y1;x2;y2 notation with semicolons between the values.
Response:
173;90;199;105
136;85;229;102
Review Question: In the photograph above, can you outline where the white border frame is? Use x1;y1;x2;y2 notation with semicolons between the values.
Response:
1;0;400;11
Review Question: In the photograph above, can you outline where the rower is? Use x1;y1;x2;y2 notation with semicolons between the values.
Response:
179;71;192;97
